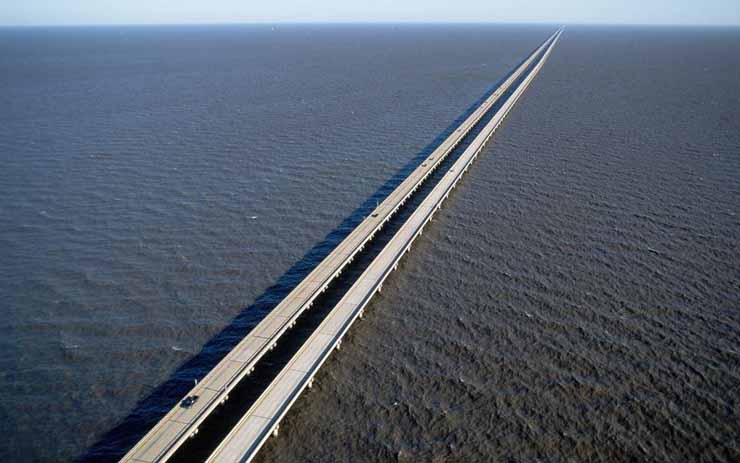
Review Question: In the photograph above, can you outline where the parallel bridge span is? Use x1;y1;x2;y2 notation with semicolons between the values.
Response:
120;27;562;463
205;28;563;463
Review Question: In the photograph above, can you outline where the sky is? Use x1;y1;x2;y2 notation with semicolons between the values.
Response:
1;0;739;27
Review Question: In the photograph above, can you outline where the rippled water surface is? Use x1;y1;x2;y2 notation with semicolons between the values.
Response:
1;25;739;462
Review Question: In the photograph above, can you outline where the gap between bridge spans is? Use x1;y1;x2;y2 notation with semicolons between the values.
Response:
204;28;563;463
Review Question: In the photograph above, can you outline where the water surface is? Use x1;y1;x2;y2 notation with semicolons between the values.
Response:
0;24;738;462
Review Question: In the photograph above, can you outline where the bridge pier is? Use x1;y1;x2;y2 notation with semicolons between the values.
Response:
121;27;563;463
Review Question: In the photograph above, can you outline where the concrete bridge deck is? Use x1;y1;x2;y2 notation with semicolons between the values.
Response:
120;28;560;463
205;28;562;463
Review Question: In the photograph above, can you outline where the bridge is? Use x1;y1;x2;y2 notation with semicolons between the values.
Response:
120;27;562;463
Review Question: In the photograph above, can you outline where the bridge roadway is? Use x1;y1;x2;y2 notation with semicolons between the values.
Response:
205;28;562;463
119;28;560;463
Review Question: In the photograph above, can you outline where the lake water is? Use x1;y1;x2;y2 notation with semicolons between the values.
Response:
0;24;738;462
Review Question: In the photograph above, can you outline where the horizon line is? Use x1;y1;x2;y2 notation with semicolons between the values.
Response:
1;20;739;28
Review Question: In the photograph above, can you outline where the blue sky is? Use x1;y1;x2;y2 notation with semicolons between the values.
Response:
2;0;739;26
